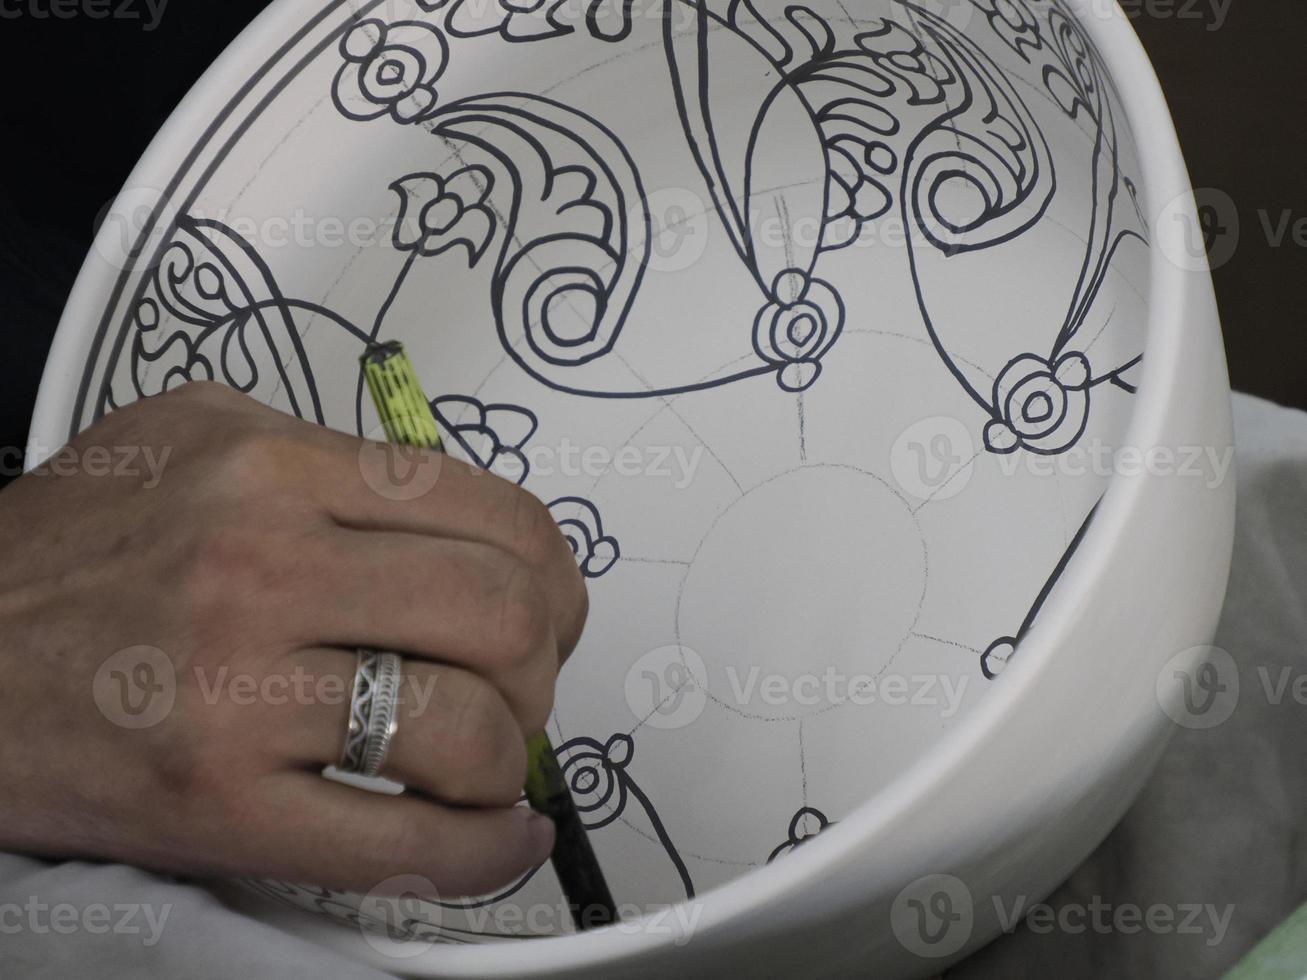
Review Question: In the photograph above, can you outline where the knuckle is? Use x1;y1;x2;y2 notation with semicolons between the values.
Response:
507;490;557;565
213;431;297;492
167;379;236;403
490;559;551;669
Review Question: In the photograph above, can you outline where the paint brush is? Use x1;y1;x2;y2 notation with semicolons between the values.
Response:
360;340;619;931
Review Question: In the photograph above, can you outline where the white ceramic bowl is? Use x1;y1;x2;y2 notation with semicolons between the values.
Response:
30;0;1234;975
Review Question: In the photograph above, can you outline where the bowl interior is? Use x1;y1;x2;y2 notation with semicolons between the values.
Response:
51;0;1150;944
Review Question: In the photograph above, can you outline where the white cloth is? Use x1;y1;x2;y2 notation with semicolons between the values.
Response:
953;392;1307;979
3;393;1304;979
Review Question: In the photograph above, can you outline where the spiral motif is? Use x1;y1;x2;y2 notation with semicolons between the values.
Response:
498;238;625;367
559;733;633;830
752;270;845;392
983;351;1091;455
332;18;447;124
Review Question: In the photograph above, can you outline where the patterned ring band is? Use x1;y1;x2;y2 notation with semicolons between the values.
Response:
339;650;403;778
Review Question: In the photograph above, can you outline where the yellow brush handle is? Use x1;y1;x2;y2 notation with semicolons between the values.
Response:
358;340;618;928
360;340;443;452
362;342;556;814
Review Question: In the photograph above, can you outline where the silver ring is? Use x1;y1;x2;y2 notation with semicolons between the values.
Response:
340;650;403;778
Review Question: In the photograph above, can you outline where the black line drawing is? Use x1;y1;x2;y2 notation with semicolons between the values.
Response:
332;18;448;124
418;0;637;45
558;733;696;899
981;499;1101;679
549;497;621;579
125;215;336;422
241;876;542;944
63;0;1153;939
431;394;538;485
391;169;498;264
767;806;834;862
87;0;1146;456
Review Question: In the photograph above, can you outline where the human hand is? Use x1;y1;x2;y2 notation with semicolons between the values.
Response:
0;381;588;898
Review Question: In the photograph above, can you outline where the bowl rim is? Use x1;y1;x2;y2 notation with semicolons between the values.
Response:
27;0;1215;971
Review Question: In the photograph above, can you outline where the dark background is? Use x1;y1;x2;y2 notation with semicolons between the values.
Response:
0;1;1303;471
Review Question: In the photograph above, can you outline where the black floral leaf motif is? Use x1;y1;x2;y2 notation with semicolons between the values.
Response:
1042;7;1099;120
983;350;1091;456
87;0;1149;495
897;13;1054;258
390;168;497;265
728;1;835;71
664;0;849;390
548;496;619;578
822;130;897;236
972;0;1047;62
767;21;901;253
853;19;958;106
425;95;650;381
422;0;571;42
430;395;538;485
126;216;324;424
417;0;634;44
332;18;447;124
767;806;834;862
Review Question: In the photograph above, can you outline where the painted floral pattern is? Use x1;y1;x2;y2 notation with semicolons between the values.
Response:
332;18;447;123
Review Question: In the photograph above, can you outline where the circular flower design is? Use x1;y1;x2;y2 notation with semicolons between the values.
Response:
983;350;1091;455
332;19;447;124
559;733;633;830
753;269;846;392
